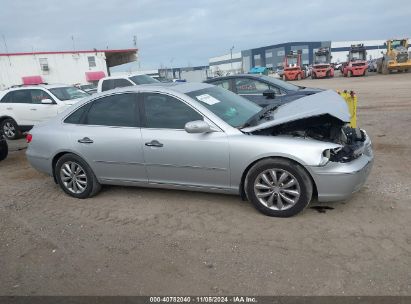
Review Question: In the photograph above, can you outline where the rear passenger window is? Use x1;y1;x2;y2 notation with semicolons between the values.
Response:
85;94;138;127
101;80;113;92
0;92;12;103
64;103;91;124
113;79;133;89
9;90;32;103
211;80;230;90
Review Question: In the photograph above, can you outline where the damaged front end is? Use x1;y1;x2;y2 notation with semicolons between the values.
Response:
249;114;367;163
241;90;370;164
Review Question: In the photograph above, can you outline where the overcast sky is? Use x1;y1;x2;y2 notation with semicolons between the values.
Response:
1;0;410;71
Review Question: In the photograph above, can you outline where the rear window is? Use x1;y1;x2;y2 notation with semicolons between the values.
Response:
129;75;159;84
64;103;91;124
49;87;89;101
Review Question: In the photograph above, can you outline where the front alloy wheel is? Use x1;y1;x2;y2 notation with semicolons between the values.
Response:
254;169;301;211
246;158;313;217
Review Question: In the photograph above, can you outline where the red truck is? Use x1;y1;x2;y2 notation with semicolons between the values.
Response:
283;50;305;81
311;47;334;79
342;44;368;77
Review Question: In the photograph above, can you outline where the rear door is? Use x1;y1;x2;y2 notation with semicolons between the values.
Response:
19;89;59;124
63;93;147;182
5;90;34;126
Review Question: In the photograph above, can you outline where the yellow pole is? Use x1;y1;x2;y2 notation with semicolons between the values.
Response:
337;90;357;127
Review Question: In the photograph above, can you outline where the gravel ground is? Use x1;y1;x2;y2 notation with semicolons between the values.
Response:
0;72;410;295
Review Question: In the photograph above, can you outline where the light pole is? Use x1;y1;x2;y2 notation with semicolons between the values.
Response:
230;45;234;73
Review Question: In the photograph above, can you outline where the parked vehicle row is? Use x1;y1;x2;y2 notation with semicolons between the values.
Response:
205;74;322;107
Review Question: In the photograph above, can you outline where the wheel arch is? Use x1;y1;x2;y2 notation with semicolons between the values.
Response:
51;151;89;183
239;156;318;201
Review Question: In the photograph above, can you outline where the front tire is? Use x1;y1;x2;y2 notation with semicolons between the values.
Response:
1;119;21;140
55;153;101;199
245;158;313;217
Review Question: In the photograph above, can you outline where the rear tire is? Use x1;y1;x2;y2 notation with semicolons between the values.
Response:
55;153;101;199
1;118;21;140
245;158;313;217
0;140;8;161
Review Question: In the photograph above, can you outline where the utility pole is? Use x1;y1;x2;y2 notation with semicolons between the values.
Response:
230;45;234;73
71;35;76;52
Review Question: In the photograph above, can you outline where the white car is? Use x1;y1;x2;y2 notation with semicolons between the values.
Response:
97;74;159;93
0;84;89;139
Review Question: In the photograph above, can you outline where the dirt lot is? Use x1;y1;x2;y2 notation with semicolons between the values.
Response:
1;73;410;296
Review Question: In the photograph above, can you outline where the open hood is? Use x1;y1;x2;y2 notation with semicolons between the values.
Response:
241;90;350;133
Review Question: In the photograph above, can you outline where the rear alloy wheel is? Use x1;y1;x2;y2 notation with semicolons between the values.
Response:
245;158;313;217
1;119;21;140
55;153;101;199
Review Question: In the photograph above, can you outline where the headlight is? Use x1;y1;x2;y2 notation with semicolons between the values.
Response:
319;149;331;166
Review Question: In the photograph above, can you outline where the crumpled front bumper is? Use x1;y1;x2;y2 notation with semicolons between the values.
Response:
307;135;374;202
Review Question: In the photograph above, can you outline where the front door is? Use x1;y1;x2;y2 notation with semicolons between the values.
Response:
140;92;230;189
63;93;147;183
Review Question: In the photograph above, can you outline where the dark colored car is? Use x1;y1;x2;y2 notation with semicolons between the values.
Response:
0;130;8;161
204;74;322;107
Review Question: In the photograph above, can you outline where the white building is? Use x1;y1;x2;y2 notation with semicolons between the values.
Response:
209;52;242;77
0;49;137;90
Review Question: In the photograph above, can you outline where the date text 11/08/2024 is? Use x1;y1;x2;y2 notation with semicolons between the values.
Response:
149;297;257;303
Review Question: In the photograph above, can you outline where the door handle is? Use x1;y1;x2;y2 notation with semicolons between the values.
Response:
30;108;37;111
78;137;94;144
145;140;163;147
6;107;13;110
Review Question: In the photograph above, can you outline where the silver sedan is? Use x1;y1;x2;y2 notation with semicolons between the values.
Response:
26;83;373;217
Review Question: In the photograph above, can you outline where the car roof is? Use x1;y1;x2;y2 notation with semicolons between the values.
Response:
206;74;266;82
99;73;154;81
3;83;76;91
102;82;214;95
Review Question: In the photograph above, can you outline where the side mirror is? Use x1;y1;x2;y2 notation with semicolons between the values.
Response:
263;89;276;99
41;98;54;104
184;120;211;134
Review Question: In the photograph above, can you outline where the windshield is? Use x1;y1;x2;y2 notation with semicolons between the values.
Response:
49;87;89;101
350;51;365;61
129;75;160;84
80;84;96;90
286;57;298;66
259;75;300;91
391;40;406;49
186;86;261;128
314;54;328;64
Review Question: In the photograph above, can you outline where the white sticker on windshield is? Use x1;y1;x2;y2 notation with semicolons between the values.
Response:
196;94;221;105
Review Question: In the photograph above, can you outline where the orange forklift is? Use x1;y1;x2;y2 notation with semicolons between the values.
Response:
282;50;305;81
311;47;334;79
342;44;368;77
